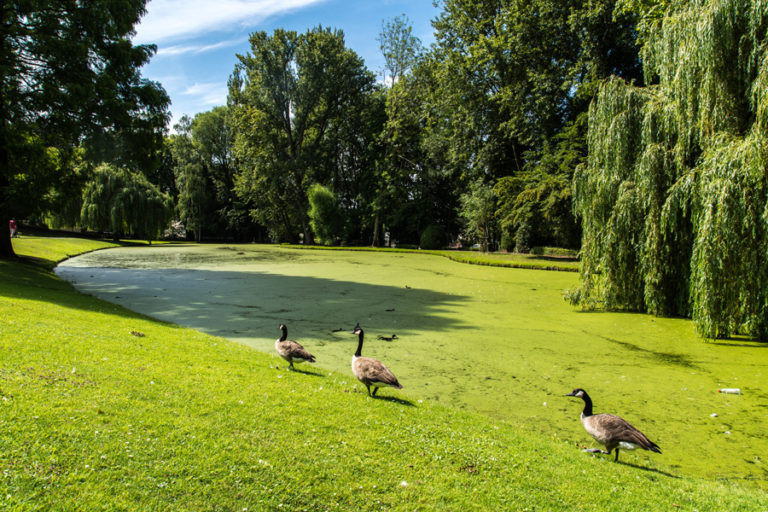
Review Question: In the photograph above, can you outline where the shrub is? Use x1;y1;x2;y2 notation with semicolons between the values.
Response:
420;224;448;250
500;222;515;252
307;183;343;245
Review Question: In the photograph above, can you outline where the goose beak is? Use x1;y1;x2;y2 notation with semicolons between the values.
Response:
565;391;576;397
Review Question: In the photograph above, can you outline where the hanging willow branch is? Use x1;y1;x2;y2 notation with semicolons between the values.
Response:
573;0;768;339
81;164;174;243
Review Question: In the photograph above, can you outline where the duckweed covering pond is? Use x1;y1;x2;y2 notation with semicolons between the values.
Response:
56;243;768;486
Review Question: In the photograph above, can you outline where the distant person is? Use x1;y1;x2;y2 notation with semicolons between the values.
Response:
9;219;17;238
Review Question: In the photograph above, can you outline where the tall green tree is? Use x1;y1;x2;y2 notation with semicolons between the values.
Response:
0;0;169;257
495;117;586;251
373;14;426;246
573;0;768;339
169;108;256;242
429;0;579;179
323;86;387;245
381;55;462;246
192;107;237;230
229;27;376;243
170;116;211;242
426;0;641;249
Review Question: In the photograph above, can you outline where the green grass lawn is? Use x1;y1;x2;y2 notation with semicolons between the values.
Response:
2;237;767;510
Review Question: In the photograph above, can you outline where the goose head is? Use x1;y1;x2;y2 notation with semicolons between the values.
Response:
565;388;587;399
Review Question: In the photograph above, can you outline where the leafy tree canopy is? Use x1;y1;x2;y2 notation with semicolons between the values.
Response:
378;14;423;84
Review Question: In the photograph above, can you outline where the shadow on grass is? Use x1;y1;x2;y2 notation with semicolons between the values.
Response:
281;367;325;377
619;460;680;479
381;396;415;406
368;394;416;406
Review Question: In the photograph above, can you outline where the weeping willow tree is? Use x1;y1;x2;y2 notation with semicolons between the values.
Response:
81;164;174;243
573;0;768;339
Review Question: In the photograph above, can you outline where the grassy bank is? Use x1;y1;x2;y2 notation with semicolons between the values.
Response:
1;238;766;510
11;236;123;270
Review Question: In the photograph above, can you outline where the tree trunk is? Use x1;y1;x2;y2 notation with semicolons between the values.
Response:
0;125;15;258
0;220;15;259
372;211;381;247
302;219;314;245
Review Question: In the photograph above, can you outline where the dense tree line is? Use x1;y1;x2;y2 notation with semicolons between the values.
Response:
172;1;642;248
3;0;639;250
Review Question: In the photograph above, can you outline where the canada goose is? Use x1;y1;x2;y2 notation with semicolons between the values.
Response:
275;324;316;370
351;324;403;396
377;334;398;341
565;388;661;462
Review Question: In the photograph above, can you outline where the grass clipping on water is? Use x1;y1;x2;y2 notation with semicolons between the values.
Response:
0;237;765;510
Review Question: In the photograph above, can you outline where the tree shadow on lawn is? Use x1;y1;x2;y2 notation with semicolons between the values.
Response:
51;266;473;341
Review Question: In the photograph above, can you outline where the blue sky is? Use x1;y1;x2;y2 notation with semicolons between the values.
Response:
133;0;442;130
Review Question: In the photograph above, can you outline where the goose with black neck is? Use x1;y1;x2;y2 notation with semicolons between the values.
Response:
350;324;403;397
565;388;661;462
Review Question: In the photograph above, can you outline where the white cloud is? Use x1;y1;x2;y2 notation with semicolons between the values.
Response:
135;0;327;44
180;82;228;107
156;38;245;57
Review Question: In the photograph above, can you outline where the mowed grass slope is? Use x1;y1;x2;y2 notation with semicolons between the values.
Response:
0;238;765;510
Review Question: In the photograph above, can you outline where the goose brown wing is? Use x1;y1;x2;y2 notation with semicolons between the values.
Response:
354;357;402;388
596;414;661;452
283;340;316;361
